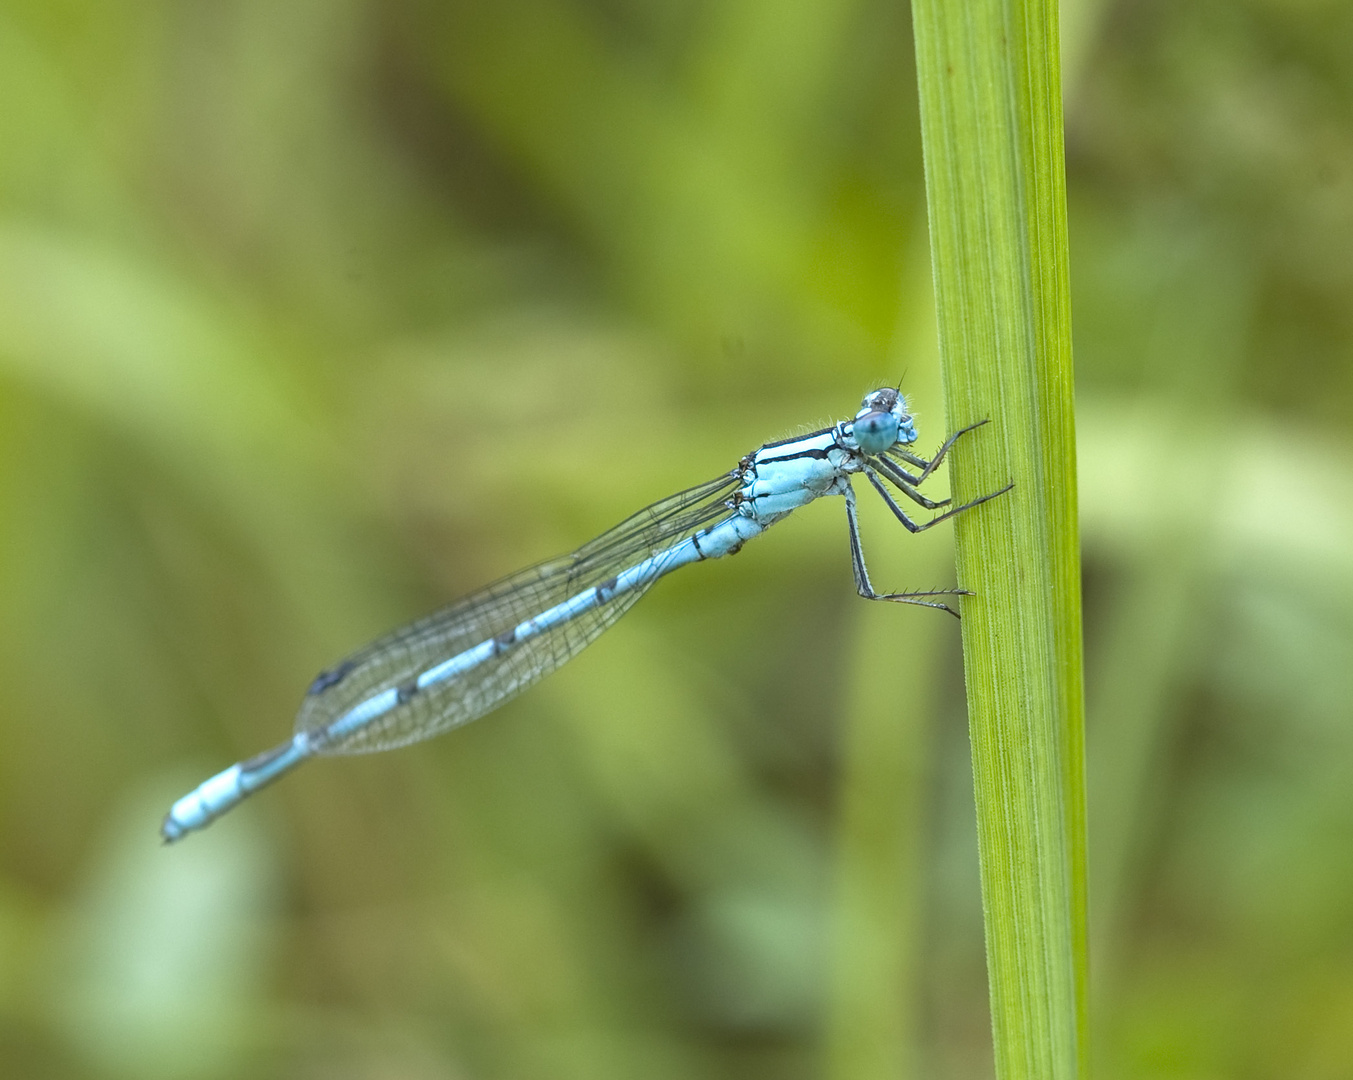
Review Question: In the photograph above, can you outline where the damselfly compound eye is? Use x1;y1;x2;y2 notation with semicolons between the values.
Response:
853;410;899;454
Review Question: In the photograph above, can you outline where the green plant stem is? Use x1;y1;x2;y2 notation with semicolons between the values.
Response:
909;1;1088;1077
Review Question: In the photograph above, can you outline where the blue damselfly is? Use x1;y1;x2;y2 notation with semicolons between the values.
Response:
162;388;1008;842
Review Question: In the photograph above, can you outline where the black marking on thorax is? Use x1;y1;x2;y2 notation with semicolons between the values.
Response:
762;446;831;463
755;425;851;465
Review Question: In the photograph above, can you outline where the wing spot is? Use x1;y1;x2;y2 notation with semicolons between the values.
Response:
308;659;357;696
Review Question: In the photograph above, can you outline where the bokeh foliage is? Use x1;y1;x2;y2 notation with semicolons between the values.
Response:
1;1;1351;1078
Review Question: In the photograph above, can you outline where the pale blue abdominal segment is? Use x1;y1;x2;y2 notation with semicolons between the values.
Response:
161;388;1008;843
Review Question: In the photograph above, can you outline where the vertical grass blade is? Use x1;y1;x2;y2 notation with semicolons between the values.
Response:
909;1;1088;1077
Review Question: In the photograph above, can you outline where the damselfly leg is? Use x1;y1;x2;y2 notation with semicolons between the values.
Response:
843;483;974;617
884;418;991;484
871;456;950;511
863;469;1014;535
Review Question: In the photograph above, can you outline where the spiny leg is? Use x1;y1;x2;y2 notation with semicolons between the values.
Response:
865;468;1013;534
878;452;924;485
871;458;949;510
886;419;990;484
843;481;970;618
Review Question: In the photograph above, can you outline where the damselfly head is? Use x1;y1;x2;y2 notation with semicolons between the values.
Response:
853;388;918;452
861;387;899;412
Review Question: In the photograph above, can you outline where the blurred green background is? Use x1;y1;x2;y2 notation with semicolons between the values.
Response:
2;1;1351;1077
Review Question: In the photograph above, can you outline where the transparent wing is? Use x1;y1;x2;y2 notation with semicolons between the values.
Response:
294;471;741;755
